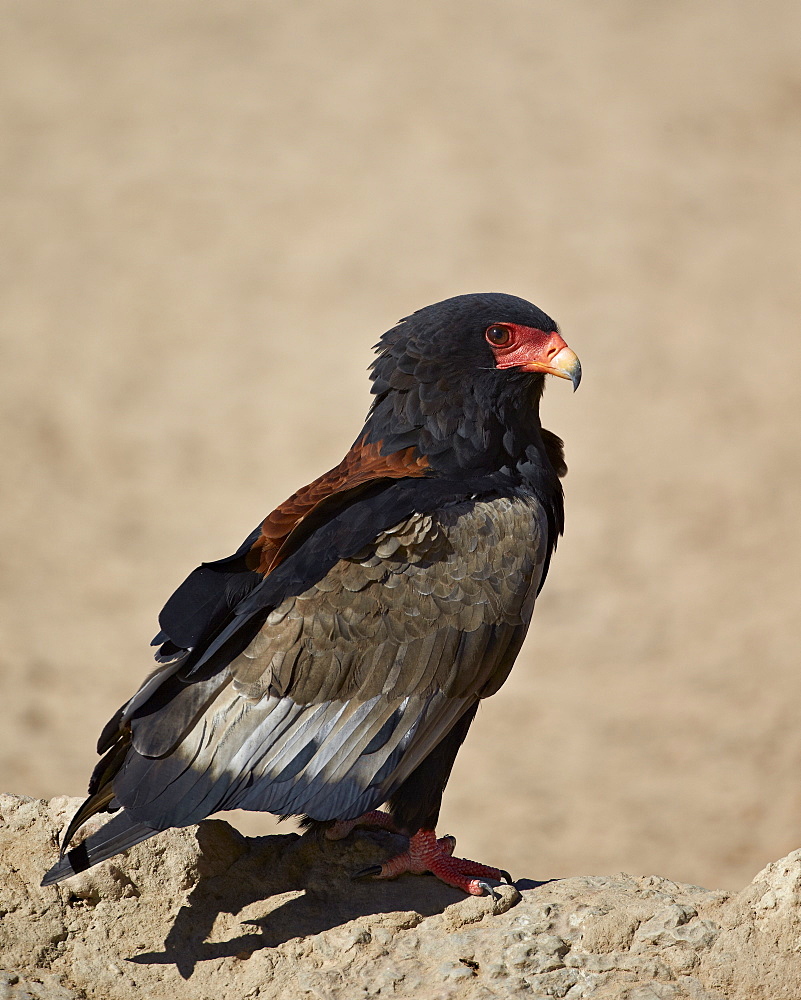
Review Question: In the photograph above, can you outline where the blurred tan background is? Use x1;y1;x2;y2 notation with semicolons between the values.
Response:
2;0;800;892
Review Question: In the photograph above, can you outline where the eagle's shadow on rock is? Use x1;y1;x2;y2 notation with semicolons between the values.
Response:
129;819;551;980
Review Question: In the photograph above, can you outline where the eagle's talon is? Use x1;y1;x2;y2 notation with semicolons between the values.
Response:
351;864;384;880
474;879;501;899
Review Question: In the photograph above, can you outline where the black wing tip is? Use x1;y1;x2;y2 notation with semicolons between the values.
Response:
152;638;191;664
97;710;125;754
42;813;159;887
41;842;91;886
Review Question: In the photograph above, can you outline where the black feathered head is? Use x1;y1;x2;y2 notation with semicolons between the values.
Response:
362;293;579;478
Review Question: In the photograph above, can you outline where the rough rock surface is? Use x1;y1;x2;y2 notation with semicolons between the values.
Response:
1;795;800;999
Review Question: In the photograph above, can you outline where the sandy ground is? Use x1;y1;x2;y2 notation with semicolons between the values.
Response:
7;793;801;1000
2;0;800;893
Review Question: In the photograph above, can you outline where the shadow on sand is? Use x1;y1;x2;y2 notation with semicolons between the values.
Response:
128;821;553;979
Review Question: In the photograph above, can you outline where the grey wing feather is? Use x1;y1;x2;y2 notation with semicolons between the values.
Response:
111;496;547;829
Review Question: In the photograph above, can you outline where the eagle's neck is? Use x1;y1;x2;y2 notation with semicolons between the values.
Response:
363;372;556;481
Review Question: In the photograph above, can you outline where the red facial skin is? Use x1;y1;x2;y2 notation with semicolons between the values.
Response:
485;323;580;384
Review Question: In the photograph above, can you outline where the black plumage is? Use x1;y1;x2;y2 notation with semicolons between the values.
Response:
43;292;580;893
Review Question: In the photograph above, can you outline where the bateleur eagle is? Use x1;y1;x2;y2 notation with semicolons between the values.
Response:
43;292;580;896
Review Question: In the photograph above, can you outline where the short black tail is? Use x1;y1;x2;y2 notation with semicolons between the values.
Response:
41;810;159;886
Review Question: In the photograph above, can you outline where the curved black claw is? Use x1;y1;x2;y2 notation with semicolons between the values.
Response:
499;869;513;884
351;864;383;881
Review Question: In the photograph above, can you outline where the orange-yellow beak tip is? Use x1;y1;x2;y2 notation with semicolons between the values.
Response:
547;347;582;391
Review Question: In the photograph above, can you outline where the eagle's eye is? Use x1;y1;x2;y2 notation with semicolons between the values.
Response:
485;325;512;347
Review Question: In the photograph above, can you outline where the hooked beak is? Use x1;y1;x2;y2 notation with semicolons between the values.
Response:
529;345;582;391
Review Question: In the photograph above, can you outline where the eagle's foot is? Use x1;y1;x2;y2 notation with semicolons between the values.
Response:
325;810;400;841
353;828;511;896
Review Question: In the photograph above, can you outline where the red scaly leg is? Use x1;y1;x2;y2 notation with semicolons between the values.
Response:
325;810;400;841
353;828;511;897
